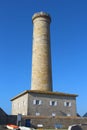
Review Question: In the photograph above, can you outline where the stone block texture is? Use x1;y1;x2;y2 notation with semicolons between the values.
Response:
31;12;52;91
29;117;87;129
11;90;77;117
10;12;79;129
11;92;28;115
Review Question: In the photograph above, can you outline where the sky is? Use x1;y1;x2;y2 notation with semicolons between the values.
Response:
0;0;87;116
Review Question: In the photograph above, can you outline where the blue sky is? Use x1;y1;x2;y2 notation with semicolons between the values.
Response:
0;0;87;116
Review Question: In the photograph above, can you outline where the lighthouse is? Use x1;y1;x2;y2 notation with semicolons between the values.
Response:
11;12;77;123
31;12;52;91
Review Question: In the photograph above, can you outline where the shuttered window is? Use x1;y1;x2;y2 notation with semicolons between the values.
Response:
50;101;57;106
64;102;72;107
33;100;42;105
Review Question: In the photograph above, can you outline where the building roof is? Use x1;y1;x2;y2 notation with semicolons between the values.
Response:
11;90;78;101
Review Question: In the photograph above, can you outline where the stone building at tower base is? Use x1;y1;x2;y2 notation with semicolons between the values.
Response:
11;90;77;117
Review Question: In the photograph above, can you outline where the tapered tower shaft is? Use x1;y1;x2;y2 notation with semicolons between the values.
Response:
31;12;52;91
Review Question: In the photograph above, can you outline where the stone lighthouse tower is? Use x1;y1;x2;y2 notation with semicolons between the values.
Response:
31;12;52;91
11;12;77;119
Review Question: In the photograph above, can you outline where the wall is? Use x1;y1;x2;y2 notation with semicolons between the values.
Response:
26;116;87;129
28;93;77;116
11;93;28;115
0;107;87;129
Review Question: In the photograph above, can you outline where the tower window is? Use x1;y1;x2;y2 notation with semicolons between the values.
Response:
33;100;42;105
50;101;57;106
64;102;71;107
67;113;71;116
36;112;40;116
52;113;56;117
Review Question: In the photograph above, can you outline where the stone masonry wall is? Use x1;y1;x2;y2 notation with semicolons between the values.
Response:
31;12;52;91
11;93;28;115
28;93;77;116
28;116;87;129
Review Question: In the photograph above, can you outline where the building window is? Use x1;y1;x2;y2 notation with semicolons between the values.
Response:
50;101;57;106
33;100;42;105
64;102;71;107
52;113;56;117
67;113;71;116
36;112;40;116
